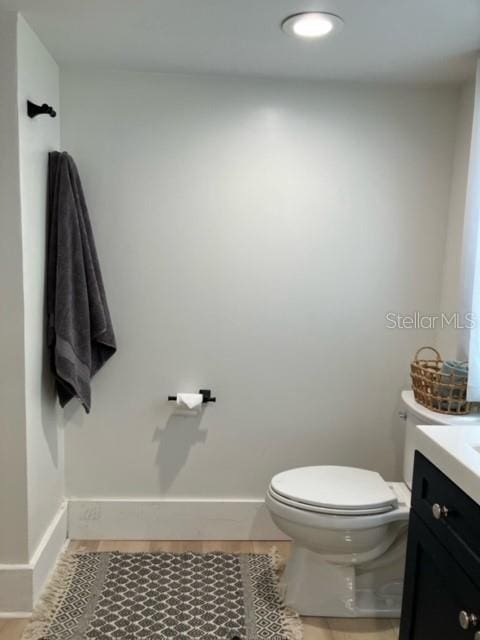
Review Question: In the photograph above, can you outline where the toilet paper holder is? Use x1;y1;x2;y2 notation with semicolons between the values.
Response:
168;389;216;403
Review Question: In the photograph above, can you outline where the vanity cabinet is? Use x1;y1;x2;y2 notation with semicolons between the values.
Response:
400;452;480;640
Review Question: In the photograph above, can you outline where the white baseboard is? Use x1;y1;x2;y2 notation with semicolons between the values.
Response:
69;498;288;541
0;502;68;615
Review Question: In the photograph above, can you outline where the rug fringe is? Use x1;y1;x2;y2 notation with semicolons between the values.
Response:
68;545;92;554
21;553;78;640
268;546;285;573
283;607;304;640
268;547;303;640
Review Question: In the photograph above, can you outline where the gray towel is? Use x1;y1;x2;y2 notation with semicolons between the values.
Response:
47;152;116;413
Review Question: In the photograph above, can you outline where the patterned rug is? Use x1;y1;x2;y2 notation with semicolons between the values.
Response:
22;550;301;640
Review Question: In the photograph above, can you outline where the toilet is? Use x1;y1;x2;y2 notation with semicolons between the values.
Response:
266;390;480;618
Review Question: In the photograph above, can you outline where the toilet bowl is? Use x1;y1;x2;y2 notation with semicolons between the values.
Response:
265;391;478;618
266;468;409;617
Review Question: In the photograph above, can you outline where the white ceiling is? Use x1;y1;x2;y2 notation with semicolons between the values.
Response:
2;0;479;83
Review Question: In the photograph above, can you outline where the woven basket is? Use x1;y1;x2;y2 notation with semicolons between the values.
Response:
410;346;470;415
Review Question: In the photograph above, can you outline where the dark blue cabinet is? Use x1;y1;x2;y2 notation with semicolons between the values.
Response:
400;452;480;640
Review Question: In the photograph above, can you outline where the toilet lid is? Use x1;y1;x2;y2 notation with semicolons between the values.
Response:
270;466;398;513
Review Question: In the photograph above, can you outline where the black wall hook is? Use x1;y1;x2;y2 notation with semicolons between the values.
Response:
27;100;56;119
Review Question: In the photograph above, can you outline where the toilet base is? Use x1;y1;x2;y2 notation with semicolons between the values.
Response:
281;544;404;617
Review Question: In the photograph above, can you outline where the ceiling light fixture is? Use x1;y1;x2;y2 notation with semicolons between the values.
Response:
281;12;344;39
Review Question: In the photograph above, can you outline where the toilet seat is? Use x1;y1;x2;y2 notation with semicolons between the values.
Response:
269;466;398;516
268;486;395;516
266;483;410;532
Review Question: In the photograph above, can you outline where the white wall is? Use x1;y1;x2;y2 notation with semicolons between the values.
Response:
61;70;459;525
0;8;29;565
437;82;475;358
17;15;64;558
0;13;66;611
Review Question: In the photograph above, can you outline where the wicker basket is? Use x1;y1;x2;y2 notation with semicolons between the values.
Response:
410;346;470;415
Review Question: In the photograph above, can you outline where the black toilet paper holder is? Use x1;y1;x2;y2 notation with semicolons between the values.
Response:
168;389;216;403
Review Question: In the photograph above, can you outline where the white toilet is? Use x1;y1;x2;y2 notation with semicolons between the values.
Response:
266;390;479;618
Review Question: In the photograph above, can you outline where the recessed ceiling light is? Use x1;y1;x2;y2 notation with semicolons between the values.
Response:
281;12;344;39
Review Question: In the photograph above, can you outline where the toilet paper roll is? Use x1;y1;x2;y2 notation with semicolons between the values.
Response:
176;393;203;410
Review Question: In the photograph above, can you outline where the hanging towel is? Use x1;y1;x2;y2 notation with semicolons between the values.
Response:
47;151;116;413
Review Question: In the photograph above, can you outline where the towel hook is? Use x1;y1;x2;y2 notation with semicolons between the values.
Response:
27;100;56;119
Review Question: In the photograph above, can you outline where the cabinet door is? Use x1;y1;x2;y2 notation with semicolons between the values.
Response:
400;512;480;640
412;452;480;582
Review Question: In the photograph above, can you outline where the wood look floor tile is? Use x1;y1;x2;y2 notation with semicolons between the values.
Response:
303;616;334;639
328;618;399;639
0;620;28;640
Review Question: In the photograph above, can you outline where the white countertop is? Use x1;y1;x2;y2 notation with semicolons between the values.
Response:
414;423;480;506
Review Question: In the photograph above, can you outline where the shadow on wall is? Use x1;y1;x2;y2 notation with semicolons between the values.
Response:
41;336;60;465
41;250;61;467
249;502;287;541
154;410;208;491
390;388;409;479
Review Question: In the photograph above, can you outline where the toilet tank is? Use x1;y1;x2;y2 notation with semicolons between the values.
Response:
401;390;479;489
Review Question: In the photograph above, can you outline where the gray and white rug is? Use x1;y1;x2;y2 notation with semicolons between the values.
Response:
22;551;301;640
